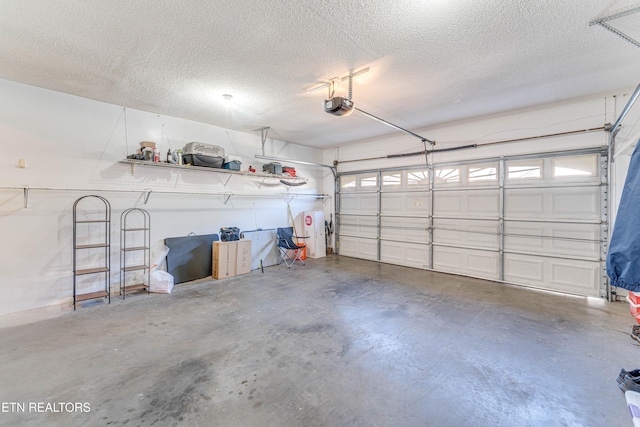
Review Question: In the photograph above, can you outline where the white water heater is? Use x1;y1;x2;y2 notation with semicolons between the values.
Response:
302;210;326;259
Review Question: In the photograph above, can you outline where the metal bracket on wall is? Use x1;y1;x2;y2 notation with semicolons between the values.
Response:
256;177;267;189
253;126;270;156
23;186;29;208
284;193;331;205
143;188;152;205
608;82;640;162
223;193;233;205
222;174;233;187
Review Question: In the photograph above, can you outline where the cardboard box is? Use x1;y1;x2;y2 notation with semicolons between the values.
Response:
212;240;252;279
212;241;237;279
236;239;252;276
140;141;156;149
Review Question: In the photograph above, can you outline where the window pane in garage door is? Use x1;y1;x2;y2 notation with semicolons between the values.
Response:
434;167;460;185
407;169;429;187
552;154;598;178
340;175;357;190
507;159;542;180
381;171;401;187
360;173;377;188
468;165;498;182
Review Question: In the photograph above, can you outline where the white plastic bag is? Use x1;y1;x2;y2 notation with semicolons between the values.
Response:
150;269;174;294
151;244;171;271
148;244;173;293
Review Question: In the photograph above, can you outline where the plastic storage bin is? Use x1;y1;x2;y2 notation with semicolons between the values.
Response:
223;161;242;171
263;162;282;174
182;142;225;168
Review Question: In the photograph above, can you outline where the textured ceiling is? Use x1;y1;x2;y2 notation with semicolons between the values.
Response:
1;0;639;148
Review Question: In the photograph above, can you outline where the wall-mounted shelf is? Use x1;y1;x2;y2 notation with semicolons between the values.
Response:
119;159;308;184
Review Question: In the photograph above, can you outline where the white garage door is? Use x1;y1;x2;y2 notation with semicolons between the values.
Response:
338;174;378;261
336;149;607;297
432;162;501;281
502;154;604;296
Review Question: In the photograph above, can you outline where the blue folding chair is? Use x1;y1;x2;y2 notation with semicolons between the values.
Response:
276;227;305;268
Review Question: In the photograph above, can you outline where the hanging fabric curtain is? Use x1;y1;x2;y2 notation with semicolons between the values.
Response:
607;141;640;291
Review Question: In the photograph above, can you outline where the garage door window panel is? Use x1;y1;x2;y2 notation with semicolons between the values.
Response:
406;169;430;188
359;173;378;189
434;167;461;186
340;175;357;191
506;159;543;181
468;163;499;187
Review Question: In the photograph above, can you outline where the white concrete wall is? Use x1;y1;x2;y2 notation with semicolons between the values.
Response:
0;79;326;318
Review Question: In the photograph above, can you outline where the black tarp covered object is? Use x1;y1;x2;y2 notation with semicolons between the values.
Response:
165;233;219;284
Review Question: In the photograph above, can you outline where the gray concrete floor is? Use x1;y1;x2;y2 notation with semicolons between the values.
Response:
0;256;637;427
